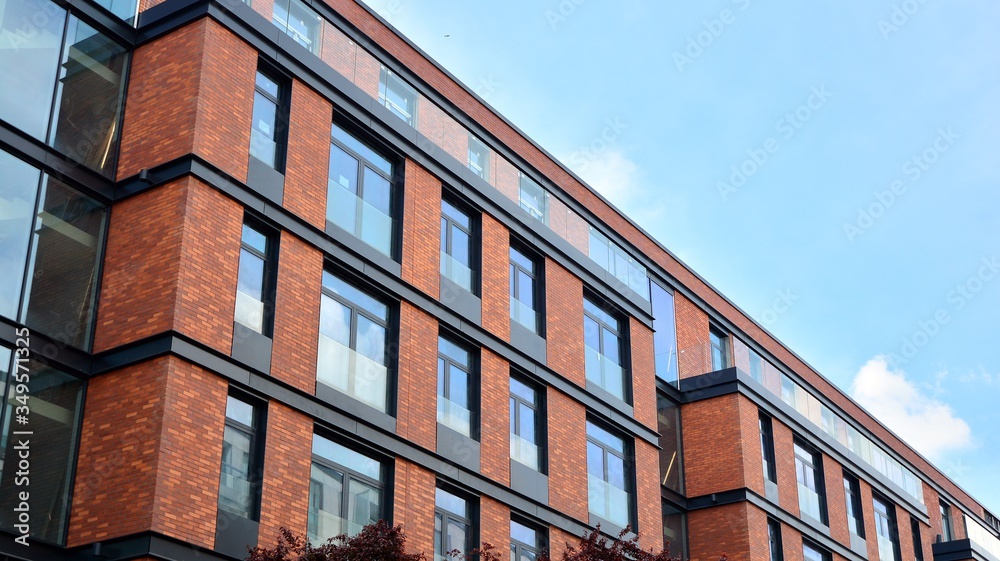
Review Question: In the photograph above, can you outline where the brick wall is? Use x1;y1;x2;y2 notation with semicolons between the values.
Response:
270;231;323;393
95;177;241;354
392;459;435;556
480;496;510;557
634;440;661;548
258;402;313;541
283;79;332;229
480;348;510;486
547;389;588;522
823;454;850;547
682;394;746;497
401;159;441;297
687;502;750;561
675;293;710;378
545;259;584;387
629;317;657;430
68;356;227;548
771;417;799;517
480;212;510;341
395;301;437;451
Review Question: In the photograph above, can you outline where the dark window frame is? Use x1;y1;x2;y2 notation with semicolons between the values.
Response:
219;391;266;521
759;412;777;483
510;373;546;473
318;268;396;414
250;62;290;172
437;333;479;440
873;493;901;561
843;471;865;538
440;194;480;295
940;501;953;541
510;517;546;560
235;215;279;337
328;117;401;260
794;438;828;525
709;325;729;370
583;294;631;404
510;242;543;336
468;135;490;181
911;517;924;561
378;66;418;126
518;173;548;224
585;418;635;530
308;431;387;542
767;518;784;561
802;539;830;561
434;485;476;559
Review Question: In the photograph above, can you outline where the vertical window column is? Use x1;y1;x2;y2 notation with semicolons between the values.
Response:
586;420;633;529
844;472;865;538
437;336;475;438
234;220;276;337
874;495;901;561
759;412;777;484
218;395;263;520
911;517;924;561
307;434;384;542
510;519;544;561
709;326;729;370
794;441;827;524
510;245;541;335
440;198;477;293
583;297;628;402
510;377;543;472
650;280;678;385
435;488;472;561
767;518;784;561
249;67;286;171
940;501;954;541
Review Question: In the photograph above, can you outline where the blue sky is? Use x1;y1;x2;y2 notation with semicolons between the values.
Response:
359;0;1000;512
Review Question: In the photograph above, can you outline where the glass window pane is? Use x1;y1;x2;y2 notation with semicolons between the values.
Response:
242;224;268;253
319;296;351;345
510;378;535;403
0;152;40;319
256;71;279;98
322;272;388;320
435;487;467;517
312;434;381;480
347;478;380;529
450;227;470;266
584;316;600;351
354;315;386;365
517;270;534;308
607;454;626;489
650;281;678;384
448;366;469;408
586;441;603;478
21;176;107;350
442;200;471;229
0;0;67;140
329;144;359;195
362;167;391;215
518;402;535;441
226;396;255;426
331;122;392;175
237;248;265;300
438;337;471;367
49;17;128;177
602;328;620;364
510;247;534;271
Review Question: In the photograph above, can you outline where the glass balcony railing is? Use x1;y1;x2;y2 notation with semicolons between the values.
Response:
327;181;394;257
510;297;538;333
585;345;625;401
234;290;264;333
308;508;364;544
965;515;1000;559
440;251;473;291
219;472;252;519
732;337;926;505
437;397;471;437
316;335;388;412
250;128;277;168
876;535;897;561
797;483;823;521
587;474;630;528
510;433;539;471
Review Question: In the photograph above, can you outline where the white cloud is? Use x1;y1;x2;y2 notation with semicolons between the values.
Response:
563;148;666;230
850;357;973;462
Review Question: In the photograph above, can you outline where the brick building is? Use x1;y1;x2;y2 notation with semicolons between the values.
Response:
0;1;997;561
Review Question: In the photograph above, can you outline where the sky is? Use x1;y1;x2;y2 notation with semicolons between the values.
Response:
358;0;1000;513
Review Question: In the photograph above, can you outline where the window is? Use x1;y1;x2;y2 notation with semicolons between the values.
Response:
0;150;107;350
911;517;924;561
584;297;628;402
767;518;783;561
510;245;541;334
709;326;729;370
586;420;633;529
589;228;650;299
327;121;396;257
271;0;321;53
940;501;953;541
657;395;684;493
874;495;900;561
759;412;776;484
317;271;391;412
438;335;475;438
844;472;864;537
468;135;490;181
650;281;678;384
250;67;287;170
510;519;544;561
802;541;829;561
662;502;687;559
435;487;472;561
219;394;263;520
0;0;128;177
794;440;827;523
0;352;84;545
308;434;383;542
519;174;548;223
510;376;543;472
379;66;417;126
441;198;476;292
234;220;276;336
